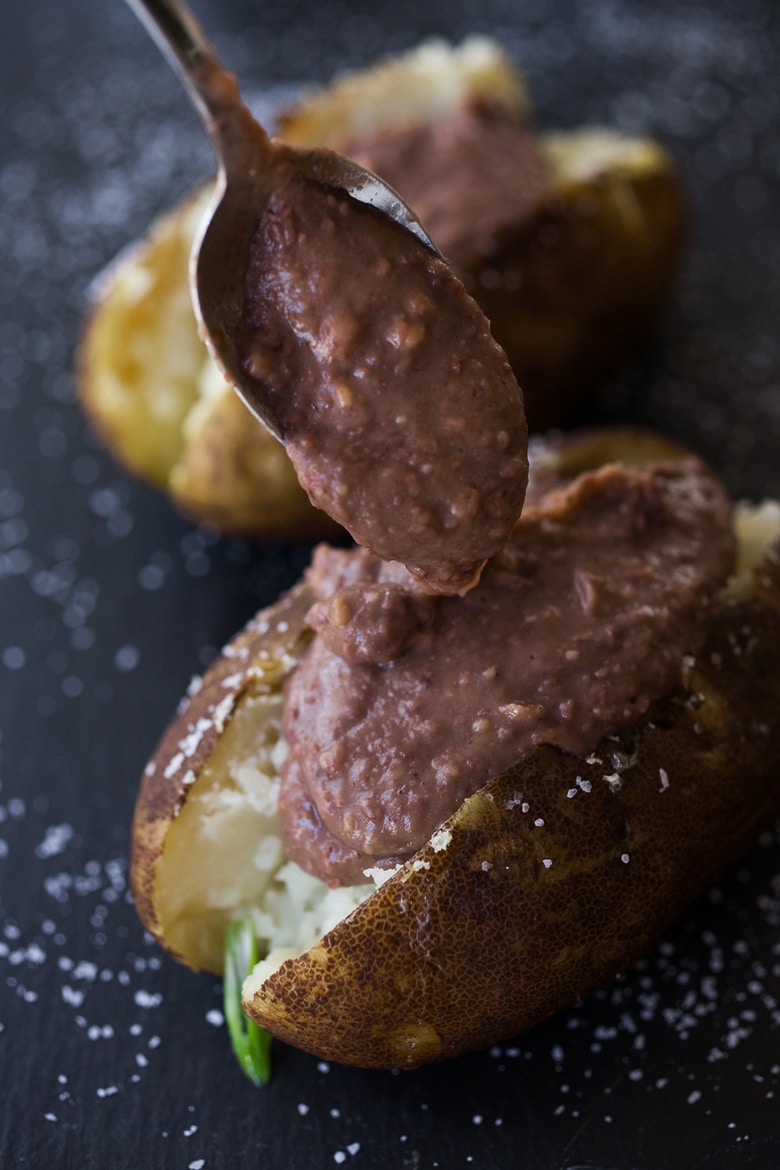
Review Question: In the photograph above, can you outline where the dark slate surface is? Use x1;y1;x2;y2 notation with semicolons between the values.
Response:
1;1;779;1167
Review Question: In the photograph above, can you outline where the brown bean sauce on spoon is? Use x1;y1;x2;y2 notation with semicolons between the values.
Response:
238;155;528;595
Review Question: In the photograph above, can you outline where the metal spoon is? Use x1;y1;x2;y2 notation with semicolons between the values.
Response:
124;0;439;442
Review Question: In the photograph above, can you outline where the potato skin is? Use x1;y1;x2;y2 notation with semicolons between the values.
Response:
243;547;780;1068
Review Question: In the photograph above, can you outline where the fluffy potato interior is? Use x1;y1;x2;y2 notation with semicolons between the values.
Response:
542;127;674;184
279;36;530;145
150;502;780;982
153;690;371;974
80;193;213;488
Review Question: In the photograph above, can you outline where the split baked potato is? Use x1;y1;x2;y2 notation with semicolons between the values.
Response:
79;38;685;541
130;431;780;1069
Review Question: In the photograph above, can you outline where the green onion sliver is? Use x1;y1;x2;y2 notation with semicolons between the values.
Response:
224;916;271;1086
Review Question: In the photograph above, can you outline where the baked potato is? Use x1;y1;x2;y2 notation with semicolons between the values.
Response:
130;431;780;1069
78;38;685;541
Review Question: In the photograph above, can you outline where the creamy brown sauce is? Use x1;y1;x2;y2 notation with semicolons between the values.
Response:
279;455;736;886
335;100;550;272
239;154;528;594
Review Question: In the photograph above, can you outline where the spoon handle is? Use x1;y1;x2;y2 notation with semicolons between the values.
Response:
125;0;270;170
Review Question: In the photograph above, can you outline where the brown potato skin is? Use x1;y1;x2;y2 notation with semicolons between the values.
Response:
244;548;780;1067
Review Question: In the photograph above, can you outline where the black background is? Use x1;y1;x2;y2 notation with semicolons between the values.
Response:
1;0;780;1167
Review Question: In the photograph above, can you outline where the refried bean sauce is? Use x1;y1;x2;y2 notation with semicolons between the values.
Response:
238;154;528;595
279;454;736;886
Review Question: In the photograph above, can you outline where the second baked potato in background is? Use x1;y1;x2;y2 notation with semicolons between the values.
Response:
77;38;686;541
283;38;687;430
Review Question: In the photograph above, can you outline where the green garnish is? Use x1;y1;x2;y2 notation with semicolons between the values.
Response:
224;917;272;1086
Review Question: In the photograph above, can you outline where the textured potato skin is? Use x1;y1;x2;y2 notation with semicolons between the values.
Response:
244;548;780;1067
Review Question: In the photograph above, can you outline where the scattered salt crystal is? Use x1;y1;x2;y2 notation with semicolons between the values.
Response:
430;829;452;852
180;718;212;758
211;694;235;732
114;645;140;672
133;989;162;1009
163;752;184;779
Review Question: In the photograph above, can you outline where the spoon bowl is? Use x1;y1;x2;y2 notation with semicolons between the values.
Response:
125;0;438;441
